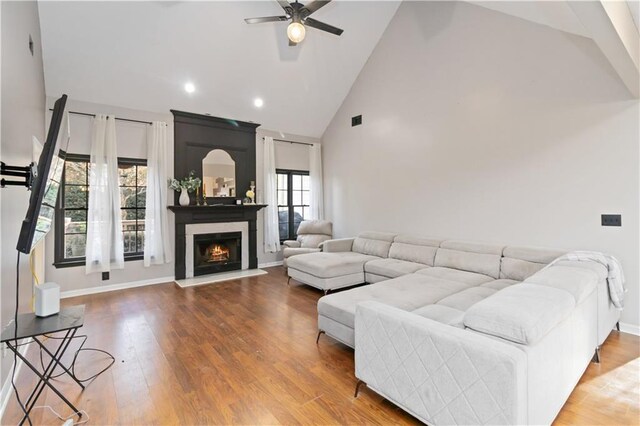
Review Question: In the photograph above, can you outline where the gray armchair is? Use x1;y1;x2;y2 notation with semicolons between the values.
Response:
283;220;333;268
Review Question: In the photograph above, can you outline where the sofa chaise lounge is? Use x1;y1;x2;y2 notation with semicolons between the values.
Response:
288;231;622;425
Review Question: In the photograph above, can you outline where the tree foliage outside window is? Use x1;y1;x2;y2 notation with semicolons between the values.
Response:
55;154;147;266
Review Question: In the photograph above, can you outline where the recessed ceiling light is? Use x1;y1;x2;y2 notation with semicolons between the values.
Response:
254;98;264;108
184;82;195;93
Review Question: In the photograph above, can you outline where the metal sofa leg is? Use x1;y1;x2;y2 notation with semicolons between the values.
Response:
592;346;601;364
616;321;620;331
287;276;291;286
354;380;366;398
323;289;329;295
316;330;325;344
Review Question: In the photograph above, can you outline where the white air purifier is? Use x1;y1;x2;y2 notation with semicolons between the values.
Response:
35;282;60;317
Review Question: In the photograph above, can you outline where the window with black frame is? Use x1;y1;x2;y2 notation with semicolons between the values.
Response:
277;169;310;241
54;154;147;267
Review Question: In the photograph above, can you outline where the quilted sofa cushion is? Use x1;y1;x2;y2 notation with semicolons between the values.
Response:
437;287;498;311
480;279;518;291
297;220;332;236
500;246;566;281
352;231;396;258
464;284;576;345
412;304;465;328
435;240;504;279
416;267;494;286
525;265;599;304
388;235;442;266
318;274;470;328
364;258;429;279
287;252;378;278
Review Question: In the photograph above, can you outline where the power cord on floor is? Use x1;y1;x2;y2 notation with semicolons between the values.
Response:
31;405;90;425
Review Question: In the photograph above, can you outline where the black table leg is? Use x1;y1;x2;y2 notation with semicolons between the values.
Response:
7;330;83;426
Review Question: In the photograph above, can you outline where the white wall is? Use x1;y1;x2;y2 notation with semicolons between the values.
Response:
0;0;46;385
255;129;320;265
322;1;640;328
43;98;175;292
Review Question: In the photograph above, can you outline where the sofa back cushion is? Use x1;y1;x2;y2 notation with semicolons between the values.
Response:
500;246;566;281
464;284;576;345
388;235;442;266
296;220;333;248
434;240;504;279
352;231;396;258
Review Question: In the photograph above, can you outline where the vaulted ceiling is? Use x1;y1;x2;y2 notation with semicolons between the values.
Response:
38;1;401;137
38;1;639;138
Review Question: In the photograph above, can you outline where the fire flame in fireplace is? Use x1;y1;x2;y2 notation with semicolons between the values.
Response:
206;244;230;262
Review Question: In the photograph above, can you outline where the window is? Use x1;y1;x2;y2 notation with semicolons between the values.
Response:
277;169;310;241
54;154;147;267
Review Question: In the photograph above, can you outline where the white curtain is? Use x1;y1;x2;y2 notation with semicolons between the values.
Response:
263;136;281;253
144;122;172;266
86;115;124;273
309;143;324;220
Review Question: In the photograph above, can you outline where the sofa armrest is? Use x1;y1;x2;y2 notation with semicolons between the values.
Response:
320;238;355;253
283;240;301;248
355;301;527;426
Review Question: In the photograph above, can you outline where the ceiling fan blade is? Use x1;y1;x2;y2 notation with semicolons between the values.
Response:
277;0;293;14
304;17;343;36
245;15;289;24
302;0;331;15
289;39;298;47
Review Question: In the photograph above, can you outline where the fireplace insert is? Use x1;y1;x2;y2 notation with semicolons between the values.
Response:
193;231;242;276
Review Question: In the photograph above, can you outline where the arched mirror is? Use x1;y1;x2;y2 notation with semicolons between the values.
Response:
202;149;236;197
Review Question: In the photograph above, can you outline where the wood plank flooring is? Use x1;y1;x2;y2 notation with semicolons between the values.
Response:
2;267;639;425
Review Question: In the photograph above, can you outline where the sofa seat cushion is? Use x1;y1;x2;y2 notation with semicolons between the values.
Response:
364;258;429;279
480;279;518;291
415;267;494;286
412;304;465;328
464;284;576;345
437;287;498;311
287;252;378;278
318;274;470;329
525;265;599;304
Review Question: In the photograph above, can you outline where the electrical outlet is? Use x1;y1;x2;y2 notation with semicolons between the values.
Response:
102;271;110;281
351;115;362;127
601;214;622;227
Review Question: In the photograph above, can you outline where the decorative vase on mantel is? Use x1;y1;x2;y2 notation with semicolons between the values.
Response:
179;188;190;206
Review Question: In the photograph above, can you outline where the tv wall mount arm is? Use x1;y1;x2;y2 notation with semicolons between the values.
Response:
1;162;37;189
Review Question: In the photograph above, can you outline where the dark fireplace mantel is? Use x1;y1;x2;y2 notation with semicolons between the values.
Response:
168;204;267;279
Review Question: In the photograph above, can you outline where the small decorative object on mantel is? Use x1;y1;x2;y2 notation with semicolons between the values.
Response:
169;171;202;206
245;181;256;204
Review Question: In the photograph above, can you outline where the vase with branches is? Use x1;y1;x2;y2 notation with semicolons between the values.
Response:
169;171;201;206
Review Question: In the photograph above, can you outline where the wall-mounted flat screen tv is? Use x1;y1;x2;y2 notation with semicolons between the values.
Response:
16;94;68;254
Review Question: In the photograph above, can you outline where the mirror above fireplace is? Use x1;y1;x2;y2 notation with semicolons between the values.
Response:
202;149;236;197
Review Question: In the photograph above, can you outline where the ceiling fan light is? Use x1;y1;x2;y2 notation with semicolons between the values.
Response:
287;22;306;43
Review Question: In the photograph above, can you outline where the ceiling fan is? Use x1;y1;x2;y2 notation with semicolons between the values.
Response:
244;0;344;46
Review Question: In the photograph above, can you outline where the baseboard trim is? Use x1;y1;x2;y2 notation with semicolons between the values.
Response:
619;322;640;336
60;276;175;299
258;261;283;268
0;339;31;420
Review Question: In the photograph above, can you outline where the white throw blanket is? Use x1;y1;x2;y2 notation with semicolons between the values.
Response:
546;251;626;310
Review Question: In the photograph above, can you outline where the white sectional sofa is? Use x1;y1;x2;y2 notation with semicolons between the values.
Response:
288;232;622;425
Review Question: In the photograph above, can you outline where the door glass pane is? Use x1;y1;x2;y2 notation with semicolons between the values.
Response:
137;165;147;187
64;210;86;233
136;188;146;207
302;175;310;190
64;185;87;208
123;230;137;253
277;174;287;190
293;206;304;223
278;190;287;206
293;174;303;191
302;191;310;206
292;190;302;205
64;161;86;185
65;234;86;258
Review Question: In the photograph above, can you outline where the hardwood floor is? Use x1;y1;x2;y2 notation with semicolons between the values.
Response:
2;267;639;425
